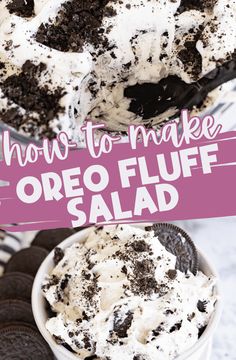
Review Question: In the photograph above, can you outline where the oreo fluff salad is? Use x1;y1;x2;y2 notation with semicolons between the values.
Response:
0;0;236;142
42;225;217;360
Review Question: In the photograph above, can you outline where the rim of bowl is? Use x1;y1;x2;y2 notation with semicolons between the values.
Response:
0;122;41;145
32;225;222;360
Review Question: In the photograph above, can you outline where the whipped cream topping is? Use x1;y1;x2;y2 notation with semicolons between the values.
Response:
43;225;217;360
0;0;235;141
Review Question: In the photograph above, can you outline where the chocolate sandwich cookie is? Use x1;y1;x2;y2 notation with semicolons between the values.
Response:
5;246;49;276
0;323;54;359
31;228;75;251
0;272;34;302
0;299;35;325
145;223;198;275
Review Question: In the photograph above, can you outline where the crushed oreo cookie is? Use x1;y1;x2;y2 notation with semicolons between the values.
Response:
198;325;207;338
0;61;66;139
169;321;182;333
53;247;64;265
36;0;116;52
166;269;177;280
197;300;208;313
177;30;202;79
133;355;146;360
124;76;189;119
130;240;151;253
177;0;217;14
113;310;133;338
7;0;35;18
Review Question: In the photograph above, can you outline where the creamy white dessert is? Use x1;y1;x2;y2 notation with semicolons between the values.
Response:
0;0;235;142
43;225;217;360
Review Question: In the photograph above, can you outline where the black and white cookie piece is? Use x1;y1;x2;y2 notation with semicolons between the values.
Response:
5;246;49;276
6;0;35;18
0;299;35;326
146;223;198;275
0;272;34;302
0;323;54;360
0;61;66;140
31;228;75;252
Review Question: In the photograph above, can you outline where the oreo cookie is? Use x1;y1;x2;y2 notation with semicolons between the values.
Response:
35;0;114;52
0;299;35;325
31;228;75;251
6;0;35;18
5;246;49;276
145;223;198;275
0;272;34;302
0;323;54;359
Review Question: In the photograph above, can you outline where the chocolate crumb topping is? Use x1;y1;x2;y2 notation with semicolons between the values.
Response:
177;31;202;80
83;333;92;350
177;0;217;13
113;310;134;338
197;300;208;313
0;108;23;127
129;258;160;296
7;0;35;18
54;335;77;353
130;240;151;253
187;312;196;321
198;325;207;338
166;269;177;280
133;356;146;360
82;276;99;302
54;247;65;265
169;321;182;333
60;274;71;290
152;324;164;337
36;0;116;52
42;275;60;291
121;265;127;274
0;61;65;138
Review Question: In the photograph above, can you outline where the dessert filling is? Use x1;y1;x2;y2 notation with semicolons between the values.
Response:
0;0;235;140
43;225;217;360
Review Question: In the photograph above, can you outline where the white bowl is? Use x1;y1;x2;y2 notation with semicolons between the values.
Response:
32;225;222;360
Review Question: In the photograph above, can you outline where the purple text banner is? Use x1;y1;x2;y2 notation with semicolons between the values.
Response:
0;126;236;231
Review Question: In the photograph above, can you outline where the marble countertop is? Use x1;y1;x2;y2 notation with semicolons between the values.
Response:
174;217;236;360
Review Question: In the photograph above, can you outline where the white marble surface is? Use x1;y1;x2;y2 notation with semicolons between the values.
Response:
174;217;236;360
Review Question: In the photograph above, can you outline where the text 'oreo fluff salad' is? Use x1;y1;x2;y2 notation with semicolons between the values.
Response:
42;225;217;360
0;0;236;141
